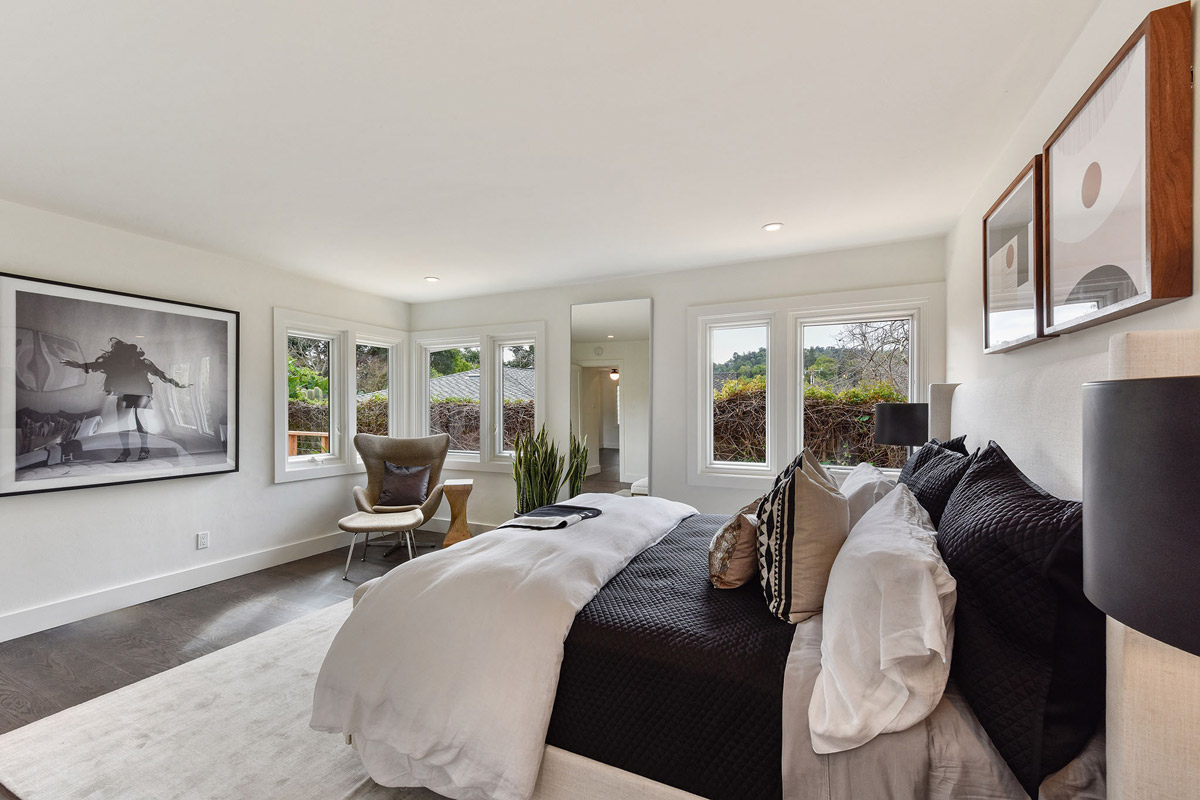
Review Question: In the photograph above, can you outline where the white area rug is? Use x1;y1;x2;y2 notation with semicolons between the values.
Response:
0;601;442;800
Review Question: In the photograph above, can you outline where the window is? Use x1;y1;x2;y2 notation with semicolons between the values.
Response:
709;323;769;465
415;322;545;470
287;333;337;458
800;318;912;469
687;284;942;488
427;343;481;453
274;309;405;483
356;341;393;438
498;343;535;454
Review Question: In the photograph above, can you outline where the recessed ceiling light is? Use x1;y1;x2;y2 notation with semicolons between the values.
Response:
762;222;783;232
424;276;440;283
607;335;614;339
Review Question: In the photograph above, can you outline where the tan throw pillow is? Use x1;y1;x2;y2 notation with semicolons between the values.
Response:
757;449;850;623
709;496;763;589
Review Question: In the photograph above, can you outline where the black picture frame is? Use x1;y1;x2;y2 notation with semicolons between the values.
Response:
2;271;239;496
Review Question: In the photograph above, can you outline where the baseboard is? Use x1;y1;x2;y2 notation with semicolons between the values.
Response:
585;464;602;476
0;531;352;643
422;515;498;536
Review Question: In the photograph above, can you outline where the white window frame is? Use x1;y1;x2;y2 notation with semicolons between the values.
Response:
420;335;483;458
273;308;407;484
694;312;777;486
413;321;546;472
493;335;538;457
792;302;926;478
353;332;406;447
687;284;943;490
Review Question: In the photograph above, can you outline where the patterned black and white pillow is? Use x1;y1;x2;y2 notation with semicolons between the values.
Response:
756;450;849;623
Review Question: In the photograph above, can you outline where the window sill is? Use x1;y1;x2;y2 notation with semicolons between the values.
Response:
441;456;516;474
274;457;364;484
689;465;776;490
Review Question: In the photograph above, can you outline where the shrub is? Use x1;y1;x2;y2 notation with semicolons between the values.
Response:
712;379;909;468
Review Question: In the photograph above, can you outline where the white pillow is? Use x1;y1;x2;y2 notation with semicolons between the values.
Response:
808;484;956;754
838;462;896;529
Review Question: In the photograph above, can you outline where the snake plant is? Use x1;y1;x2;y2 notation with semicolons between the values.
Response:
565;430;588;500
512;424;566;515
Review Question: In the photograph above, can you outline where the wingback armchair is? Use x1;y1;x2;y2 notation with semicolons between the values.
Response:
340;433;451;579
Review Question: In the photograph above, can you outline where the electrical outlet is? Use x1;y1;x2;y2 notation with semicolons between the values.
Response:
196;531;210;550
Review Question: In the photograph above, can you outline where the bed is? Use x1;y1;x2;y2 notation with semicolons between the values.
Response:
314;329;1200;800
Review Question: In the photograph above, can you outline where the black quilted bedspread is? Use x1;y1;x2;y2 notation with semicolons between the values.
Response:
545;513;795;800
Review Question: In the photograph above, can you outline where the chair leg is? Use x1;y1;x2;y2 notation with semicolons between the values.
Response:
361;532;369;561
405;529;415;561
343;532;361;580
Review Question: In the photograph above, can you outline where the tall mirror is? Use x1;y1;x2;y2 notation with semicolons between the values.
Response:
570;299;651;496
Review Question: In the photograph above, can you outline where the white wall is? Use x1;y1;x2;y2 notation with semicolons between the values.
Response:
945;0;1200;383
412;235;946;526
0;198;410;641
572;339;651;483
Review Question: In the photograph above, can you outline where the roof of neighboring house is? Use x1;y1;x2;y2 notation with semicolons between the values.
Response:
429;367;535;402
713;371;738;390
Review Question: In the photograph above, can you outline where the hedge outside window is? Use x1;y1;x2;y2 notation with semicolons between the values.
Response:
427;344;481;453
498;343;535;454
287;332;337;459
709;322;769;466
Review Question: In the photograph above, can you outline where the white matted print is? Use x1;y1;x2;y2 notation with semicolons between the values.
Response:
1047;40;1147;329
983;156;1045;353
1;273;239;496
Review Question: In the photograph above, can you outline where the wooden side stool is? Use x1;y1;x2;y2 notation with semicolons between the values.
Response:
441;478;474;547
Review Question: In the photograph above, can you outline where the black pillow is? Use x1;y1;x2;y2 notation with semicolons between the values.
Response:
933;435;969;456
898;442;976;527
377;462;431;507
898;436;969;483
936;442;1104;796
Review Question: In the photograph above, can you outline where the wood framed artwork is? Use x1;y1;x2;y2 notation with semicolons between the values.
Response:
0;272;239;496
983;155;1050;353
1043;1;1193;336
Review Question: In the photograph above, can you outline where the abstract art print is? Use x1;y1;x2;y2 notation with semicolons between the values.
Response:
1043;2;1192;335
1;273;239;496
983;155;1049;353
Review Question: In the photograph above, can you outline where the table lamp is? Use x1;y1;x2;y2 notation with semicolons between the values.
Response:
1083;376;1200;657
874;402;929;453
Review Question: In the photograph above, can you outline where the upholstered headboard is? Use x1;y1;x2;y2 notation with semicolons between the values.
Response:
928;353;1106;500
930;329;1200;800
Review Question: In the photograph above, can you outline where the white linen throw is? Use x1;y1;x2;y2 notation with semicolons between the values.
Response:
310;493;696;800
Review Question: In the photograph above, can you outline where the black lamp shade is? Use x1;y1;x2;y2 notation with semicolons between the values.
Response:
1083;376;1200;657
874;403;929;447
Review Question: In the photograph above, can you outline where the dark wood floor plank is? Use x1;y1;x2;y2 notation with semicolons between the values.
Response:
0;545;410;739
0;639;135;734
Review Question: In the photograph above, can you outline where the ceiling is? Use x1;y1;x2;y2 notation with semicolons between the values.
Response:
572;299;652;342
0;1;1099;303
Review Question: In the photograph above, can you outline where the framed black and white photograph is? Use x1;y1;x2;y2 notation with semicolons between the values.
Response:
1043;3;1192;335
983;155;1051;353
1;272;239;496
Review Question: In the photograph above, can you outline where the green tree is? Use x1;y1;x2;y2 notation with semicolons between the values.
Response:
429;347;480;377
504;345;535;369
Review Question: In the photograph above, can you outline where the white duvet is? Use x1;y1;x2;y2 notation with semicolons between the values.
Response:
309;493;696;800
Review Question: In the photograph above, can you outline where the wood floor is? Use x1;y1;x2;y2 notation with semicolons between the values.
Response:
581;447;631;494
0;529;444;737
